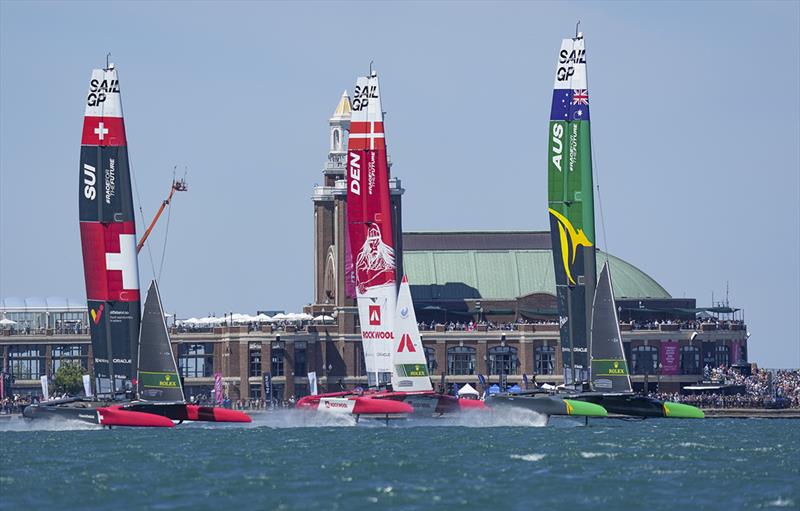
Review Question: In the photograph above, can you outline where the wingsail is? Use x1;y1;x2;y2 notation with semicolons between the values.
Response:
79;64;140;397
346;71;397;387
547;33;596;386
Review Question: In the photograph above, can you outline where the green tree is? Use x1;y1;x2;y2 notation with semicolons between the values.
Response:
53;362;84;396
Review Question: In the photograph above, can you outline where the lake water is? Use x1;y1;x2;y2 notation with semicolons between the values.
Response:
1;410;798;510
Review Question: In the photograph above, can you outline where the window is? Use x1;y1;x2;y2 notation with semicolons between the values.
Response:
447;346;476;375
271;348;285;377
715;345;730;367
424;346;437;373
535;345;556;375
680;346;700;375
294;342;307;376
52;344;88;374
9;345;45;379
178;343;214;378
488;346;518;375
631;346;658;375
249;345;262;378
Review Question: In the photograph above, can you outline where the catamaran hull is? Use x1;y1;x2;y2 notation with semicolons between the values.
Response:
22;400;252;426
22;401;175;428
297;394;413;420
570;393;704;419
487;393;608;419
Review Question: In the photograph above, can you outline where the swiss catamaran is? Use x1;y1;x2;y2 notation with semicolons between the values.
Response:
23;63;250;427
543;30;702;418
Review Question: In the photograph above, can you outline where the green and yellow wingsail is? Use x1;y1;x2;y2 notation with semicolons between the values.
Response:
548;33;596;385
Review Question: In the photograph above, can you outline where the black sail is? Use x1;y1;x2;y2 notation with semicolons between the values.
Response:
136;281;184;402
589;262;632;393
79;65;140;397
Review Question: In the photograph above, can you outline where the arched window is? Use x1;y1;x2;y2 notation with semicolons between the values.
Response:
631;345;658;375
271;347;285;377
680;345;700;375
447;346;476;375
488;346;518;375
424;346;437;373
333;129;341;151
535;345;556;375
715;345;730;367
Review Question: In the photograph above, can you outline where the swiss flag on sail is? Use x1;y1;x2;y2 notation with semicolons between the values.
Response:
80;221;140;302
81;116;127;146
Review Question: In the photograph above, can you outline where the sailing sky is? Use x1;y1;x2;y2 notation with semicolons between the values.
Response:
1;1;798;367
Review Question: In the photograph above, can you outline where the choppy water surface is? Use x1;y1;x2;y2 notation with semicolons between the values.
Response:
1;411;798;511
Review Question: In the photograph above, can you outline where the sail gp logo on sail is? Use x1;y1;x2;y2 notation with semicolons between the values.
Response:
352;84;378;111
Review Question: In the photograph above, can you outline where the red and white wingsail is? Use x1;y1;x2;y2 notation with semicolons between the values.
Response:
79;64;140;397
346;71;397;387
391;276;433;392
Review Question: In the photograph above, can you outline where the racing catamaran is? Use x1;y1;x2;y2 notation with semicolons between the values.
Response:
23;62;250;427
544;30;702;418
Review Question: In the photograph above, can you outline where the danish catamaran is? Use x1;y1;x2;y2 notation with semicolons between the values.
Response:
23;63;250;427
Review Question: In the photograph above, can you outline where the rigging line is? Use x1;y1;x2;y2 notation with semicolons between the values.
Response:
129;148;157;280
591;126;610;267
157;173;174;282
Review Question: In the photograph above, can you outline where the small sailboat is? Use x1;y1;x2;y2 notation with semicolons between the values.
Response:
23;62;250;427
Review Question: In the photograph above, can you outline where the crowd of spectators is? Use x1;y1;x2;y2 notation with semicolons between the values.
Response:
1;394;32;414
652;366;800;409
417;319;559;332
628;319;744;331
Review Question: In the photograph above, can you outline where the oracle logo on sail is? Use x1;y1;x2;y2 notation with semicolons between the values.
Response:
83;163;97;200
349;152;361;195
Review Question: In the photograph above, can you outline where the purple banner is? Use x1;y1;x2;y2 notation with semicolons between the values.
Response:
731;341;741;365
660;340;680;375
214;372;223;405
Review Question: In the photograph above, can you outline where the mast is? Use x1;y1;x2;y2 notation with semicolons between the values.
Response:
345;68;397;388
547;31;597;388
79;62;141;398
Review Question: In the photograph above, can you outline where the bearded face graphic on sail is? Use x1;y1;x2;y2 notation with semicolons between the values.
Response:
355;223;396;294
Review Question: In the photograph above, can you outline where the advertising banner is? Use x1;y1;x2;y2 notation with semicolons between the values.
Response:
214;372;223;405
660;340;680;375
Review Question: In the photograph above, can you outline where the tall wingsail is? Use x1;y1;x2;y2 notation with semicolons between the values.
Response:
346;71;397;387
391;276;432;392
589;262;632;393
547;33;596;386
79;64;140;396
136;281;184;402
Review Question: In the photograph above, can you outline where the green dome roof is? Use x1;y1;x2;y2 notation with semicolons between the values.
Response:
402;232;670;301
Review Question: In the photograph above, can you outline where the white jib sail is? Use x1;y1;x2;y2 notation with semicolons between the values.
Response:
391;276;433;392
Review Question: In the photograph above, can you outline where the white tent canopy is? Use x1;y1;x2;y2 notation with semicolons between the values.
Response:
0;318;17;326
313;315;334;322
457;383;479;397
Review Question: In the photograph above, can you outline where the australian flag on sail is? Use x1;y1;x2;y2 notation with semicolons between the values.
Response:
550;89;590;121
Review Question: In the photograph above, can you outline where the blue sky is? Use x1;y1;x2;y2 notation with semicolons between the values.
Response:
1;1;798;367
